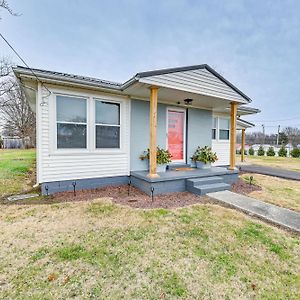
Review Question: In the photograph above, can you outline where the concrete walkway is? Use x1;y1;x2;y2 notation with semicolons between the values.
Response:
238;164;300;181
207;190;300;234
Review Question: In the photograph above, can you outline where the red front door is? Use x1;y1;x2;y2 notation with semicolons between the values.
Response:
167;109;185;162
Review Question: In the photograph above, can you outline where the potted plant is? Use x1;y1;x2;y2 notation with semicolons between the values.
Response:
139;146;172;172
191;146;218;169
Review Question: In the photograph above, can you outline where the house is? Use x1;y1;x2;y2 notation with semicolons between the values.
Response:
13;64;260;195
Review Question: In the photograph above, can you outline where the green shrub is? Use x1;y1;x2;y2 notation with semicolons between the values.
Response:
257;146;265;156
191;146;218;164
236;149;241;155
244;149;248;155
266;147;275;156
248;147;254;155
140;146;172;165
278;146;287;157
290;148;300;158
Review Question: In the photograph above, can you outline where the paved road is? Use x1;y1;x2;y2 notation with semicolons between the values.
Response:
208;190;300;234
238;164;300;181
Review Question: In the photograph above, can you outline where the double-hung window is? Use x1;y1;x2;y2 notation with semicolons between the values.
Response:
95;100;120;148
219;118;230;140
212;117;217;139
56;95;87;149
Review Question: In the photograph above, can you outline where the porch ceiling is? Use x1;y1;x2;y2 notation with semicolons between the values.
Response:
124;82;238;111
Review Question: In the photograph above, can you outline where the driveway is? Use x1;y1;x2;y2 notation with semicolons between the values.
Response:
238;164;300;181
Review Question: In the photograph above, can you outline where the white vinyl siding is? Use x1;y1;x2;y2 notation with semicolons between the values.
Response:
139;68;247;103
36;85;130;183
212;115;230;166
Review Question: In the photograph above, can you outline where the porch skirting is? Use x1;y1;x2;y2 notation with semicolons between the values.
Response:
130;167;238;196
40;167;238;196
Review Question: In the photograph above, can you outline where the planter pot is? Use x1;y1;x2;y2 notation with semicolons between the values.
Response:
157;164;167;173
196;161;211;169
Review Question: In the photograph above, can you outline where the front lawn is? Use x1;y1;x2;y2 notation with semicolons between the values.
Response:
0;198;299;299
240;173;300;212
0;149;36;198
239;155;300;172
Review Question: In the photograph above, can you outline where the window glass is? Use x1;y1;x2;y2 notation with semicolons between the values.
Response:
212;117;217;139
219;118;230;140
212;129;216;139
95;100;121;149
56;95;87;149
57;96;86;123
219;118;230;130
96;126;120;148
95;101;120;125
57;124;87;148
213;117;217;129
219;129;230;140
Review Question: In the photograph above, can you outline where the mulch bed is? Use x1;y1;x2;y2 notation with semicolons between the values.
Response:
5;185;212;209
232;178;262;195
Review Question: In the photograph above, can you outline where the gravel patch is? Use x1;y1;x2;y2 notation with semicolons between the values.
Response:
232;178;262;195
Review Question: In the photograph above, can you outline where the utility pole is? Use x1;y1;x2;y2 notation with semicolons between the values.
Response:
276;125;280;146
262;124;265;145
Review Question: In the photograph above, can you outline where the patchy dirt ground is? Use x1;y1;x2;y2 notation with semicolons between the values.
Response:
4;185;213;209
0;197;299;299
232;177;262;195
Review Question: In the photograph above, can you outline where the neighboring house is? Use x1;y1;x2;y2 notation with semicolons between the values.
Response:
13;64;260;195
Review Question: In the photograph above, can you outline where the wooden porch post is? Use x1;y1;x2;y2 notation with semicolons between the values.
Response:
229;102;238;170
148;86;159;178
241;129;246;162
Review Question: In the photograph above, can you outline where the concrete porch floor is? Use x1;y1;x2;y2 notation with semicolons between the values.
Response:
131;167;238;182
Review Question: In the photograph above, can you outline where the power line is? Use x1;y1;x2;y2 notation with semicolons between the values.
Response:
0;32;51;96
255;116;300;123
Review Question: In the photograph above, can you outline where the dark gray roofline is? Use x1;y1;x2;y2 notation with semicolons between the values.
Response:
238;106;261;113
13;65;122;90
13;64;254;103
237;118;255;127
134;64;252;103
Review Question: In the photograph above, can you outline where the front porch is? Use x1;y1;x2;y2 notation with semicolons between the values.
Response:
131;166;238;196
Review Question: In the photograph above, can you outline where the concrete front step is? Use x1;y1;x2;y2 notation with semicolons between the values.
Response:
187;182;231;196
186;176;223;187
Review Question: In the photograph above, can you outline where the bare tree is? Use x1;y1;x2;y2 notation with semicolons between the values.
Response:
0;0;18;19
283;127;300;147
1;80;35;147
0;57;16;101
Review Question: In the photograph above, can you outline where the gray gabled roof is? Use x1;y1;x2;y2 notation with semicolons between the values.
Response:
132;64;252;103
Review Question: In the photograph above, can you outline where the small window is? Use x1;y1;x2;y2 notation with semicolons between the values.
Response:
212;117;217;139
56;96;87;148
95;100;120;148
219;118;230;140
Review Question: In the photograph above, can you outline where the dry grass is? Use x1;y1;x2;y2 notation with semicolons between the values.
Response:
0;198;299;299
241;173;300;212
239;155;300;172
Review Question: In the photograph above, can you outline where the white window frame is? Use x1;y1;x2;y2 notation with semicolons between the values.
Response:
212;117;217;140
49;89;127;155
94;98;122;150
55;94;89;152
166;106;186;163
218;117;230;141
212;115;230;143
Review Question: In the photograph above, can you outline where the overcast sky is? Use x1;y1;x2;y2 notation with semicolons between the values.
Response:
1;0;300;133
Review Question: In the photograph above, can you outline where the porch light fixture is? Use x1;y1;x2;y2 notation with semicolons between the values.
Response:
184;98;193;105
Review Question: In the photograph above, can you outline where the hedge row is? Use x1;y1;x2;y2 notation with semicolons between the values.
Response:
237;146;300;157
